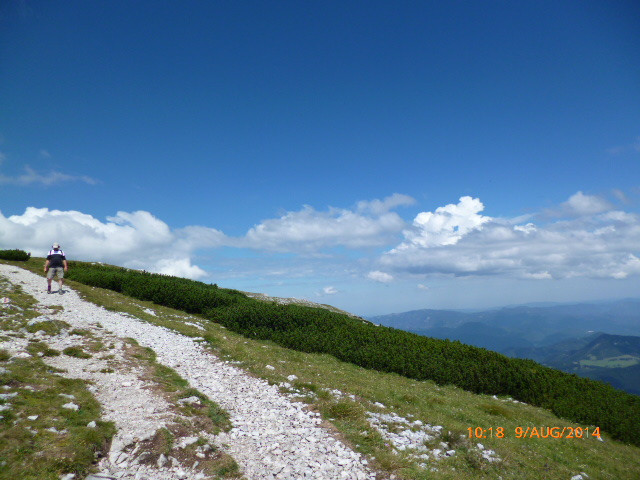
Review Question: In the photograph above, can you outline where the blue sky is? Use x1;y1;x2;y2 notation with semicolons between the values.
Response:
1;1;639;316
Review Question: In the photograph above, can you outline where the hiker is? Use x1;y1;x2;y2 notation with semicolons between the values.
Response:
44;242;68;294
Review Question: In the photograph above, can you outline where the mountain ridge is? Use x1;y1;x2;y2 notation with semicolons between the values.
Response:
369;302;640;395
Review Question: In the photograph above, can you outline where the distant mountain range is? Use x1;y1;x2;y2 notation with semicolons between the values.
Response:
368;299;640;395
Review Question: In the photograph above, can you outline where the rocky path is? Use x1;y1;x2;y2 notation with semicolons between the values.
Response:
0;264;376;480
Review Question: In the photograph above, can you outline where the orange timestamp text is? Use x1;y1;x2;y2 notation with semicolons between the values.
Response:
468;426;601;440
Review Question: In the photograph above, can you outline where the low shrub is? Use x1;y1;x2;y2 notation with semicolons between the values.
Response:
0;249;30;261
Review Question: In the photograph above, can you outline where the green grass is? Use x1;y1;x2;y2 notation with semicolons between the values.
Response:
0;353;116;480
119;339;238;477
4;257;640;479
48;259;640;447
123;338;232;434
1;263;241;480
62;346;92;359
0;271;116;480
580;355;640;368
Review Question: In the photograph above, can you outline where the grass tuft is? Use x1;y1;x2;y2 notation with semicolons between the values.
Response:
479;403;513;418
62;346;92;359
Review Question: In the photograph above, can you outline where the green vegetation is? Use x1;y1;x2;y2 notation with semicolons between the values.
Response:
0;272;116;479
0;265;239;480
62;346;92;359
580;355;640;368
120;339;237;476
64;262;640;447
124;337;232;433
0;352;115;480
0;249;30;262
5;257;637;479
67;263;246;313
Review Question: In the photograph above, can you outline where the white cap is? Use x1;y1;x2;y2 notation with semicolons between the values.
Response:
52;243;60;248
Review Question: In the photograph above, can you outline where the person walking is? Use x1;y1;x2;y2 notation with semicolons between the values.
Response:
44;242;68;294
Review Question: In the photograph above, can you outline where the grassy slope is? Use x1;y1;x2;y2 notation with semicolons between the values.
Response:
4;257;640;480
0;270;116;480
0;261;241;479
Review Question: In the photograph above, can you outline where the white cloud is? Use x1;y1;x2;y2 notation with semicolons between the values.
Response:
357;193;416;215
393;196;490;250
0;165;97;186
380;192;640;281
243;199;407;252
367;270;394;283
417;283;429;290
39;149;51;158
322;286;338;295
0;207;227;280
560;191;613;216
154;258;208;279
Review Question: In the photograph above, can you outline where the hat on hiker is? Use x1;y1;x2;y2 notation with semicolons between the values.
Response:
52;242;60;249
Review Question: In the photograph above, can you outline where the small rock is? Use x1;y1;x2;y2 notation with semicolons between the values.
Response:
46;427;67;434
157;453;167;468
28;415;39;421
265;365;275;370
287;375;298;381
62;402;79;411
87;421;97;428
177;436;199;448
59;474;75;480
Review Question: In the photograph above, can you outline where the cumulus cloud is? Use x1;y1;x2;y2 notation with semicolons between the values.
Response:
0;207;227;279
322;286;339;295
368;270;394;283
243;197;408;252
392;196;490;250
380;192;640;281
0;165;97;186
560;191;613;216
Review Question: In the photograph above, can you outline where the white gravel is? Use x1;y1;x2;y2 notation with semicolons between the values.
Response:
0;264;376;480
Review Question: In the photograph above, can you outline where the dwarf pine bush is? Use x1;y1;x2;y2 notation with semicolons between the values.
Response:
0;249;30;261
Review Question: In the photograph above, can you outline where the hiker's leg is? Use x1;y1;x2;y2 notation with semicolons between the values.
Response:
46;268;53;291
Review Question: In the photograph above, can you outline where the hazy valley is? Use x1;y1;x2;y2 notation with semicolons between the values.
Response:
369;299;640;395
